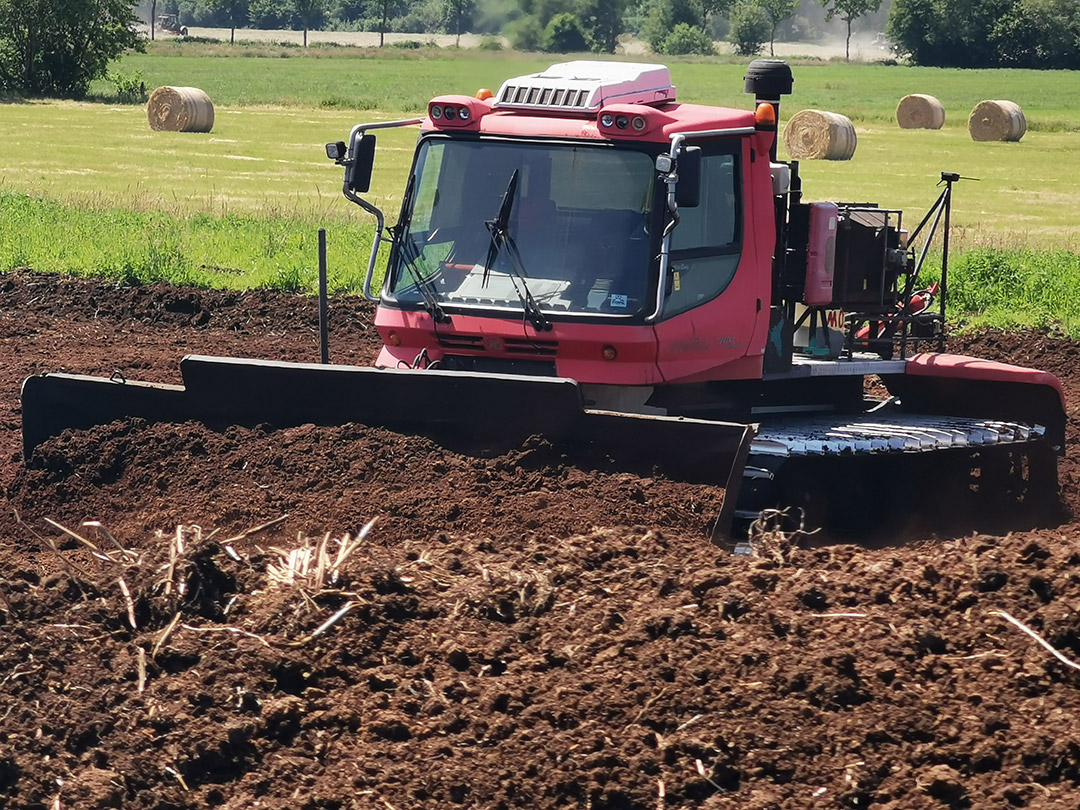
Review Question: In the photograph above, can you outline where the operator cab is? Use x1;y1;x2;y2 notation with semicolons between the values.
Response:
389;138;658;318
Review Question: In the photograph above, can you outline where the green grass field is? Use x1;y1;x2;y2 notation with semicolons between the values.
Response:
3;46;1080;330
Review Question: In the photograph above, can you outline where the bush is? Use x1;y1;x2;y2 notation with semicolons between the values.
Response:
107;70;147;103
477;36;504;50
727;0;770;56
506;15;544;50
657;23;716;54
543;12;591;52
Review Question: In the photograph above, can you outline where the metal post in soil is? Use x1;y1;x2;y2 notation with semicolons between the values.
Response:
318;228;329;364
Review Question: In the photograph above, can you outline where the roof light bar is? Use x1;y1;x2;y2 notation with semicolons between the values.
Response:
494;61;676;115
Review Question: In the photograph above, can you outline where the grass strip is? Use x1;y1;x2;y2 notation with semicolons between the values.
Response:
5;193;1080;335
0;192;374;294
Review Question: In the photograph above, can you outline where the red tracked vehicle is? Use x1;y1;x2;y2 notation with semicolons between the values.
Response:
21;60;1066;537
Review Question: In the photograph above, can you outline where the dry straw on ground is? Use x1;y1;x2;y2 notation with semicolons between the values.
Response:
897;94;945;129
147;86;215;133
783;109;857;160
968;99;1026;142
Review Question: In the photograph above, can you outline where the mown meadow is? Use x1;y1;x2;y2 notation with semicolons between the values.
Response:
3;41;1080;329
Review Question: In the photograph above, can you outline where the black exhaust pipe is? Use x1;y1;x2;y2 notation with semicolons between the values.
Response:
744;59;793;162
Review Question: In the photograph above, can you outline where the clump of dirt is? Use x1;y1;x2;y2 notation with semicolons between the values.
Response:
4;270;1080;809
9;419;726;547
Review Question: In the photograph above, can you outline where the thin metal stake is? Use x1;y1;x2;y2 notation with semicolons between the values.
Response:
318;228;329;364
940;177;953;353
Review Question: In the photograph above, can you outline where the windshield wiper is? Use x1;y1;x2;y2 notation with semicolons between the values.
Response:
392;173;450;324
400;236;451;324
483;170;552;332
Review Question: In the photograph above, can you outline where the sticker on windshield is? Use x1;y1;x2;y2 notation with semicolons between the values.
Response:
610;294;628;308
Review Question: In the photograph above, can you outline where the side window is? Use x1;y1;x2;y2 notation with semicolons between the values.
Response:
665;152;741;317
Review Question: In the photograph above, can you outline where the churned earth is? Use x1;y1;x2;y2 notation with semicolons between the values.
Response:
2;269;1080;810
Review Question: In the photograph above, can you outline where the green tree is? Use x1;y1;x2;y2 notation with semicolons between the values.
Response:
377;0;394;45
248;0;292;27
0;0;143;98
726;0;769;55
444;0;475;44
542;10;589;49
988;0;1080;68
657;21;715;53
887;0;1012;66
579;0;626;53
820;0;882;60
641;0;699;51
758;0;795;55
207;0;248;42
699;0;732;30
293;0;327;44
523;0;576;27
506;13;544;48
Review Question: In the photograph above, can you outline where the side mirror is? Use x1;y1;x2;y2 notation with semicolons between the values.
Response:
675;146;701;208
325;141;347;161
346;133;376;193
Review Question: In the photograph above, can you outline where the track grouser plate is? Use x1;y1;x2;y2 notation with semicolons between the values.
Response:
751;415;1045;457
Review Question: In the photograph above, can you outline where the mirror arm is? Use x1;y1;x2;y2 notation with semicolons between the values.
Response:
335;119;424;302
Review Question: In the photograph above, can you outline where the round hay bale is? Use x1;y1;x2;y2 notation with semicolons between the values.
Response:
147;86;215;133
783;109;857;161
968;99;1026;142
896;94;945;129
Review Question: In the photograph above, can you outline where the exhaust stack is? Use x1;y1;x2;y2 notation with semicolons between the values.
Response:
744;59;794;162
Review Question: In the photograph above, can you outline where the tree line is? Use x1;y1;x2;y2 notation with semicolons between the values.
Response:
887;0;1080;70
3;0;1079;101
148;0;887;57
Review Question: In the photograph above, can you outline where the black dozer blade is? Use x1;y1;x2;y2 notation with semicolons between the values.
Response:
21;355;755;541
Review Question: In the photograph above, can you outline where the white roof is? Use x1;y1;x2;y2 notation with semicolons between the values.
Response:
493;61;676;114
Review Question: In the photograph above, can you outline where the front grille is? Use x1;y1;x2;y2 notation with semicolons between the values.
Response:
436;334;559;357
442;355;557;376
503;338;558;356
436;334;484;351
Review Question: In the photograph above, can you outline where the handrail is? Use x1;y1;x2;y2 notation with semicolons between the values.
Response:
646;127;755;323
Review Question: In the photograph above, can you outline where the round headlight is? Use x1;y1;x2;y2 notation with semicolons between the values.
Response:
444;105;457;120
615;115;629;130
631;115;647;132
600;113;615;128
430;105;443;120
458;106;470;121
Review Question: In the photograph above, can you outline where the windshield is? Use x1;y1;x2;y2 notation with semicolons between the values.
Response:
387;139;658;317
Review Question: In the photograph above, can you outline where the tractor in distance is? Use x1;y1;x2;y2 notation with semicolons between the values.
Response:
156;14;188;37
